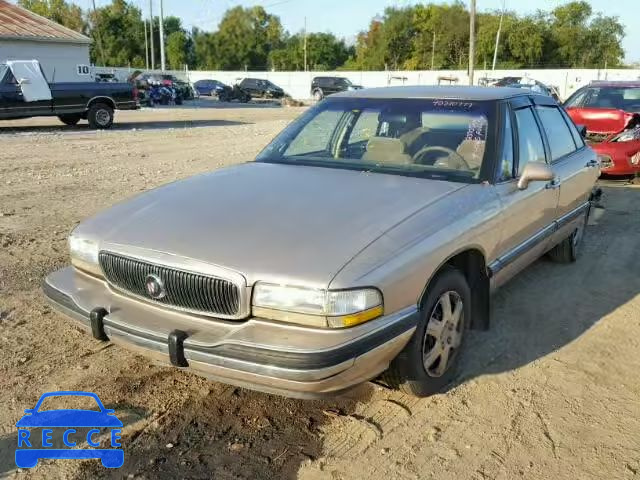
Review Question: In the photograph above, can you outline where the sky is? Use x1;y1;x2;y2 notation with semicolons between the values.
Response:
78;0;639;62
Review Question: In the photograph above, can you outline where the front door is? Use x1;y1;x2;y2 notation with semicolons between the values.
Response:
491;103;560;288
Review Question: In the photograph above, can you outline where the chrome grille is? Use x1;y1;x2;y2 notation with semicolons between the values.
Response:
99;251;240;317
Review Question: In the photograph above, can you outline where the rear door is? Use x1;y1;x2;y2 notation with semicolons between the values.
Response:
491;99;560;288
533;99;598;241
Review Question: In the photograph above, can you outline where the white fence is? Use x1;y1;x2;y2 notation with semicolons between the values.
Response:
95;66;640;101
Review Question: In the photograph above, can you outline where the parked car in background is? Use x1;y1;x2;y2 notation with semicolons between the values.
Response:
44;86;599;399
238;78;284;99
489;76;561;101
218;84;251;103
311;76;362;101
193;79;227;96
564;81;640;176
0;60;137;129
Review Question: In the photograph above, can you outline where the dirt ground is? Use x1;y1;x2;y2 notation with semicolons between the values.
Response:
0;103;639;480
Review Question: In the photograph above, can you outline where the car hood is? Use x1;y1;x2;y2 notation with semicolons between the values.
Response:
566;107;638;135
16;410;123;428
78;163;465;287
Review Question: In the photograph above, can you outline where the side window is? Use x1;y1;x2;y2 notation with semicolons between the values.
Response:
285;109;343;156
564;88;588;108
514;107;546;175
535;106;577;162
560;108;585;148
499;108;514;180
348;111;379;145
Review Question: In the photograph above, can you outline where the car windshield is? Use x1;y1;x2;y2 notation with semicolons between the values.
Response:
337;78;352;86
256;97;493;182
567;86;640;111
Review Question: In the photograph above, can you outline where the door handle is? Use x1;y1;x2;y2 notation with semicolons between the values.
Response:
546;178;561;189
585;159;598;168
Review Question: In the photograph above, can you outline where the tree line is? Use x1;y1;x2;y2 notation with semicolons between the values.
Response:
18;0;626;71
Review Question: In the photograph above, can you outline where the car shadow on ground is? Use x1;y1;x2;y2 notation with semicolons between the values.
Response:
452;185;640;390
71;381;375;480
0;119;249;135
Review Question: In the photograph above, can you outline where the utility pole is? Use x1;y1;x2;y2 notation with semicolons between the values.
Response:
144;19;149;70
430;31;436;70
492;0;505;70
149;0;155;69
303;16;308;72
469;0;476;85
159;0;166;71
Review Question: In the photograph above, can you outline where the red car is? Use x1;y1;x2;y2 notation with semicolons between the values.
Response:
564;81;640;176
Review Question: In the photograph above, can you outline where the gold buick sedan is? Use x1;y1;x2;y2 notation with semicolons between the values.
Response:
44;86;600;398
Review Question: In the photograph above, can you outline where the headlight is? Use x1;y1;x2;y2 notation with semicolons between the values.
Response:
68;231;101;276
252;283;383;328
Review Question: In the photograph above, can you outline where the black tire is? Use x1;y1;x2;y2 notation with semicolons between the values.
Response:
175;96;183;105
313;89;324;102
87;103;114;129
381;266;471;397
58;114;82;126
548;205;589;263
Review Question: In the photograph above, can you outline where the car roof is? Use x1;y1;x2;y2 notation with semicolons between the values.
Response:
332;85;541;101
588;80;640;88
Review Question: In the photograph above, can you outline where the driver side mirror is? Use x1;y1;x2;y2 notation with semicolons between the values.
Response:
517;162;554;190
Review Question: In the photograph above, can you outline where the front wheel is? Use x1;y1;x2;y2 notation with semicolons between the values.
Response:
381;266;470;397
313;89;323;102
87;103;114;129
58;114;82;126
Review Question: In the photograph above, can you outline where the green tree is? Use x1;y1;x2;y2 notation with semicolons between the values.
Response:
88;0;145;67
18;0;85;33
215;6;283;70
410;2;469;70
270;32;351;70
166;31;187;69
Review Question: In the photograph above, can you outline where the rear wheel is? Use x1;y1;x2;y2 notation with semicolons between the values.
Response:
58;114;82;126
381;266;470;397
548;205;589;263
87;103;114;129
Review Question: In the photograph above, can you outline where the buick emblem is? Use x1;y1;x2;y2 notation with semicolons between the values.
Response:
145;274;166;299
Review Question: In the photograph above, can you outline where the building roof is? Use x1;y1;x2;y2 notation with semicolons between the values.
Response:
333;85;537;101
0;0;90;44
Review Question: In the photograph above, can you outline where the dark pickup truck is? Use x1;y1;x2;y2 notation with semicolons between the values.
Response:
0;61;138;129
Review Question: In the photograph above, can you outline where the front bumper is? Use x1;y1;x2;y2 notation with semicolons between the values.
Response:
43;267;417;398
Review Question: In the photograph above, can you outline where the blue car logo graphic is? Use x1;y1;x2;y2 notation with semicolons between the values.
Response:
15;391;123;468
